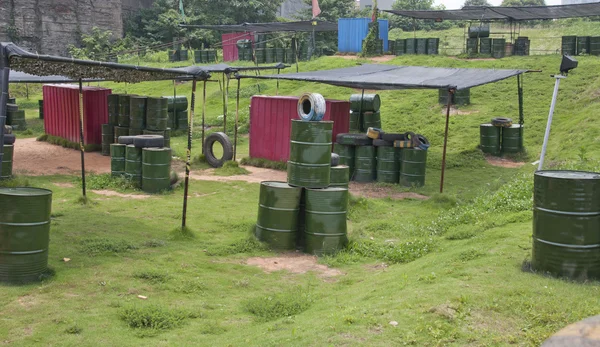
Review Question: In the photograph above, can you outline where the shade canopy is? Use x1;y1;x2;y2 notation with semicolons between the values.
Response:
8;70;102;83
240;64;527;91
198;62;287;74
385;2;600;21
180;21;338;33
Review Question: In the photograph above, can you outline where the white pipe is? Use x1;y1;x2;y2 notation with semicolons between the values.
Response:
538;75;565;171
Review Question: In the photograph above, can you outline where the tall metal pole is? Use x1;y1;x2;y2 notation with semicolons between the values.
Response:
0;66;10;177
276;68;280;96
222;73;227;132
201;80;206;154
538;75;564;171
234;78;241;161
440;89;454;194
78;79;87;197
224;74;230;133
182;78;197;228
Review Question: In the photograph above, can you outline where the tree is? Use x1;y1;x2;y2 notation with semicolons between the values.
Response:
501;0;545;6
297;0;357;22
463;0;491;7
391;0;453;31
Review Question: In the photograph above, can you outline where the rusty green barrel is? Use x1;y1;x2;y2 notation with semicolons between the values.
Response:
532;171;600;281
165;96;188;112
125;145;142;186
334;143;355;179
577;36;590;55
349;111;361;132
1;145;13;180
416;38;427;54
349;94;380;112
561;36;577;55
144;129;171;148
480;123;500;155
128;128;143;136
114;126;129;143
0;188;52;283
377;146;400;183
118;95;131;127
107;94;120;125
38;100;44;119
110;144;126;177
146;97;168;131
7;110;26;130
354;145;376;182
255;181;302;250
405;38;416;54
330;165;350;188
502;124;523;154
304;187;349;256
362;111;381;130
141;147;171;193
492;38;505;58
287;120;332;188
129;96;147;130
400;149;427;187
176;110;188;131
101;124;113;156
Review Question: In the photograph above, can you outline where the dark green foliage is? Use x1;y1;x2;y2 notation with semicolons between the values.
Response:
133;270;169;283
213;161;249;176
391;0;454;31
80;238;138;256
120;305;189;331
501;0;545;6
344;239;434;264
36;134;100;152
64;325;82;335
76;174;139;191
245;288;313;321
239;157;287;171
206;237;266;256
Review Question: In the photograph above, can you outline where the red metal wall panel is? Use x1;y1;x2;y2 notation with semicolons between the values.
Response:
42;85;111;145
249;95;351;162
222;32;254;62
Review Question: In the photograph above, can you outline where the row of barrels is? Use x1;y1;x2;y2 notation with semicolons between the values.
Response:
194;50;218;64
168;49;189;62
467;38;510;58
480;123;524;155
349;94;381;133
562;35;600;56
239;48;297;64
5;102;27;131
392;38;439;56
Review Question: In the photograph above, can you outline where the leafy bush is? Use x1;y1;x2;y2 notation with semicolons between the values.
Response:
120;305;188;330
36;134;100;152
239;157;287;171
345;238;434;264
213;161;249;176
245;287;313;321
76;173;139;191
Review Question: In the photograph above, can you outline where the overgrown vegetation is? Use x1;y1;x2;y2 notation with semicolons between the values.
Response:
80;238;138;256
76;173;139;191
245;288;314;321
240;157;287;171
213;161;249;176
120;305;191;332
37;134;100;152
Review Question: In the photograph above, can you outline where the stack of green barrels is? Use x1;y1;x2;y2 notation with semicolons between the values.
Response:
194;49;217;64
438;89;471;106
5;101;27;130
102;94;174;156
480;118;523;156
394;38;439;55
164;96;189;131
348;94;381;133
110;135;172;194
168;49;189;62
255;99;350;256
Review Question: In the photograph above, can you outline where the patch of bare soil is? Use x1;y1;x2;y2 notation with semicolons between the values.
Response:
13;138;110;176
91;190;151;199
187;165;286;184
17;295;37;309
53;182;74;188
441;106;478;116
485;156;526;168
349;182;429;200
338;54;396;63
246;253;342;278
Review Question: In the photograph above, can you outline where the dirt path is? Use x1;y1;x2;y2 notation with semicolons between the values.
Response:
485;156;526;168
338;54;396;63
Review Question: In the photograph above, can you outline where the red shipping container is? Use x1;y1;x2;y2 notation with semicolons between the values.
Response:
42;85;111;145
222;32;254;62
249;95;350;162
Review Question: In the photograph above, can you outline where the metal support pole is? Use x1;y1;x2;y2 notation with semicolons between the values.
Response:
440;89;454;194
224;74;230;133
234;78;241;161
276;68;280;96
0;67;10;177
78;79;87;197
182;78;198;228
26;84;29;99
201;80;206;154
538;75;565;171
222;73;227;133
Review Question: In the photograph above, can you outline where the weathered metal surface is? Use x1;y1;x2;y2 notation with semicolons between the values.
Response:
349;94;380;112
416;38;427;54
146;97;168;131
542;315;600;347
141;147;171;193
330;165;350;188
354;145;376;182
334;143;355;179
362;111;381;130
255;181;302;250
532;170;600;281
400;149;427;187
129;96;147;130
492;38;506;58
125;145;142;185
480;38;492;55
304;187;348;256
176;110;188;131
376;146;399;183
287;120;333;188
144;129;171;148
480;123;501;155
118;94;131;127
107;94;120;125
114;126;129;143
164;96;188;112
349;111;361;132
562;36;577;56
0;188;52;283
222;32;254;62
577;36;590;55
1;145;13;179
590;36;600;56
501;124;523;154
128;128;143;136
101;123;114;156
427;38;439;55
110;143;126;177
7;110;26;130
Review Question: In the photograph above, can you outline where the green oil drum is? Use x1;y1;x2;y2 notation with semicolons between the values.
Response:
167;111;176;129
466;38;479;55
400;149;427;187
349;111;361;132
514;37;530;56
405;38;416;54
128;128;143;136
206;50;217;62
304;187;349;256
8;97;15;104
107;94;120;125
349;94;380;112
0;188;52;283
114;126;129;143
354;145;376;183
377;146;400;184
129;96;147;130
287;120;333;188
7;110;26;130
110;143;126;177
255;181;302;250
532;171;600;280
333;143;355;179
1;145;13;179
169;50;179;62
501;124;523;154
118;95;131;127
144;129;171;148
101;124;114;156
165;96;188;112
427;38;439;55
480;123;501;155
194;50;203;64
416;38;428;54
577;36;590;55
395;39;406;56
285;48;295;64
265;48;274;63
362;111;381;130
146;97;168;131
142;147;171;193
590;36;600;56
255;49;266;64
125;145;142;186
201;50;210;63
479;38;492;55
330;165;350;188
438;89;452;105
176;110;188;131
179;49;188;61
38;100;44;120
454;89;470;106
562;36;577;55
275;48;285;62
492;38;505;59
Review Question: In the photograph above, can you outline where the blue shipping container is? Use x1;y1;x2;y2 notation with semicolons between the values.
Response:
338;18;389;53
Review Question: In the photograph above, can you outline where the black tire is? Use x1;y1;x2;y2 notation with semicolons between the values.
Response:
133;135;164;148
491;117;513;128
6;104;18;112
117;136;136;145
381;133;406;142
3;134;15;145
204;132;233;168
336;133;373;146
373;139;394;147
331;153;340;167
415;134;430;150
